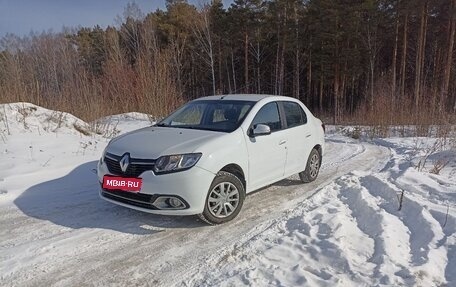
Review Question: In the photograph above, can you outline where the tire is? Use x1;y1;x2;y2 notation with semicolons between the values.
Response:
198;171;245;225
299;148;321;183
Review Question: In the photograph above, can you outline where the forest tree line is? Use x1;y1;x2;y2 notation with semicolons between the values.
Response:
0;0;455;124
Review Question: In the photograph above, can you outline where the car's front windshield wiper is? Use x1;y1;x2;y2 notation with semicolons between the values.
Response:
173;125;225;132
155;124;227;132
156;124;199;129
195;127;227;132
175;125;201;130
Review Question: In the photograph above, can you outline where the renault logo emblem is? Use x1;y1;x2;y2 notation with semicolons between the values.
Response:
119;153;130;173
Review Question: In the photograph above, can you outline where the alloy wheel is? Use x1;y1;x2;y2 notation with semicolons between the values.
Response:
207;182;240;218
309;153;320;178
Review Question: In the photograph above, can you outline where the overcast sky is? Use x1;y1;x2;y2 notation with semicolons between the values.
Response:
0;0;231;37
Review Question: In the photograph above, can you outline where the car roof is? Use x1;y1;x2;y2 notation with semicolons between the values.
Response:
195;94;294;102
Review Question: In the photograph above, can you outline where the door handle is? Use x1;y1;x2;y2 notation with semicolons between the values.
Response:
305;134;311;138
279;140;287;145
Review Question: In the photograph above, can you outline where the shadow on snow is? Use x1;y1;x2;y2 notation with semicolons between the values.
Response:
14;161;205;235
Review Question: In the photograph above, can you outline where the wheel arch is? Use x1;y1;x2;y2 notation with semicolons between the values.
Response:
219;164;246;191
313;144;323;158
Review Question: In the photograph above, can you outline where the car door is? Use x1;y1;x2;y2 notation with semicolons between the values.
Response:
280;101;313;177
244;102;287;191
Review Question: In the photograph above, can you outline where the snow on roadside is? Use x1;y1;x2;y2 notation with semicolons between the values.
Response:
92;111;155;138
0;103;151;206
186;135;456;287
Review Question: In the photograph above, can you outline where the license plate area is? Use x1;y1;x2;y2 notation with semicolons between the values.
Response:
103;175;142;193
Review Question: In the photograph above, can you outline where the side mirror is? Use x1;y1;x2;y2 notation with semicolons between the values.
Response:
250;124;271;137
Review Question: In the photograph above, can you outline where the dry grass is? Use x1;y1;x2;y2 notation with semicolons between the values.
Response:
73;123;91;136
0;31;181;122
430;159;450;174
337;77;456;138
89;119;120;138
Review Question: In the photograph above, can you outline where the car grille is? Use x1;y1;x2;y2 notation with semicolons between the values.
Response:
101;189;159;210
104;152;156;177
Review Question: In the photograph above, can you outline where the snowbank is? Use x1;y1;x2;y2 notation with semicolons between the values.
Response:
187;135;456;287
0;102;151;206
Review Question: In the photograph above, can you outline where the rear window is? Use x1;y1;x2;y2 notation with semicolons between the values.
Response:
282;101;307;128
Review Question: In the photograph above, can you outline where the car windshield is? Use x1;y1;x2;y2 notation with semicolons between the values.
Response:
156;100;256;132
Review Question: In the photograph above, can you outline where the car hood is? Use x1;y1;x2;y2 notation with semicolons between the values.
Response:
106;126;223;159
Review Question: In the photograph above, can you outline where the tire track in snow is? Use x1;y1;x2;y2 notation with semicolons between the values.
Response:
320;137;366;171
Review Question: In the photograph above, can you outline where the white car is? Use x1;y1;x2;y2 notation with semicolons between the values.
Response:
97;94;325;224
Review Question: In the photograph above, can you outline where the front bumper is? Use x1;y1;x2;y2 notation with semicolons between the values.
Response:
97;161;215;215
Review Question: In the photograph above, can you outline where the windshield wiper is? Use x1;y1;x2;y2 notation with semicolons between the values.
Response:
155;124;224;132
176;126;200;130
195;127;226;132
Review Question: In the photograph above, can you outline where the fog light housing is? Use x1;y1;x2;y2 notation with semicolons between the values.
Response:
167;197;184;208
152;196;187;210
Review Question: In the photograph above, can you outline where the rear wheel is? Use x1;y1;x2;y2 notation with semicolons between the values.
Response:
199;171;245;225
299;148;321;183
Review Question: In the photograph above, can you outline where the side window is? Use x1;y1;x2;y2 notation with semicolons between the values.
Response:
251;102;281;132
283;101;307;128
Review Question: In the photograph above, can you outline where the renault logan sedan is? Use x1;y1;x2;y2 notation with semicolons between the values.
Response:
97;94;325;224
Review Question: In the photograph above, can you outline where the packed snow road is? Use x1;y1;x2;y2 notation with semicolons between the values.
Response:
0;133;389;286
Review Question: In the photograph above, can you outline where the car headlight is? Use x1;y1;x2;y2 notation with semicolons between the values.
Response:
154;153;202;174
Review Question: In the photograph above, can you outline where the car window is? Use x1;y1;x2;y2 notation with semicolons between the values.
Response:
170;103;204;125
158;100;255;132
251;102;281;132
211;104;242;123
212;109;226;122
283;101;307;128
239;105;250;119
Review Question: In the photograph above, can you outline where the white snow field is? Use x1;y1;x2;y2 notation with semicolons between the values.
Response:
0;103;455;287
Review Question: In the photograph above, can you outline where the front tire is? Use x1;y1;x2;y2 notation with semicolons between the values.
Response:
299;148;321;183
199;171;245;225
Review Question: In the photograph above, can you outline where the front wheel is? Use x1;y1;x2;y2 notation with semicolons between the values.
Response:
199;171;245;225
299;148;321;183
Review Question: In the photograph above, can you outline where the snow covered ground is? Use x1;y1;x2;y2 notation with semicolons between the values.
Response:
0;103;455;286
